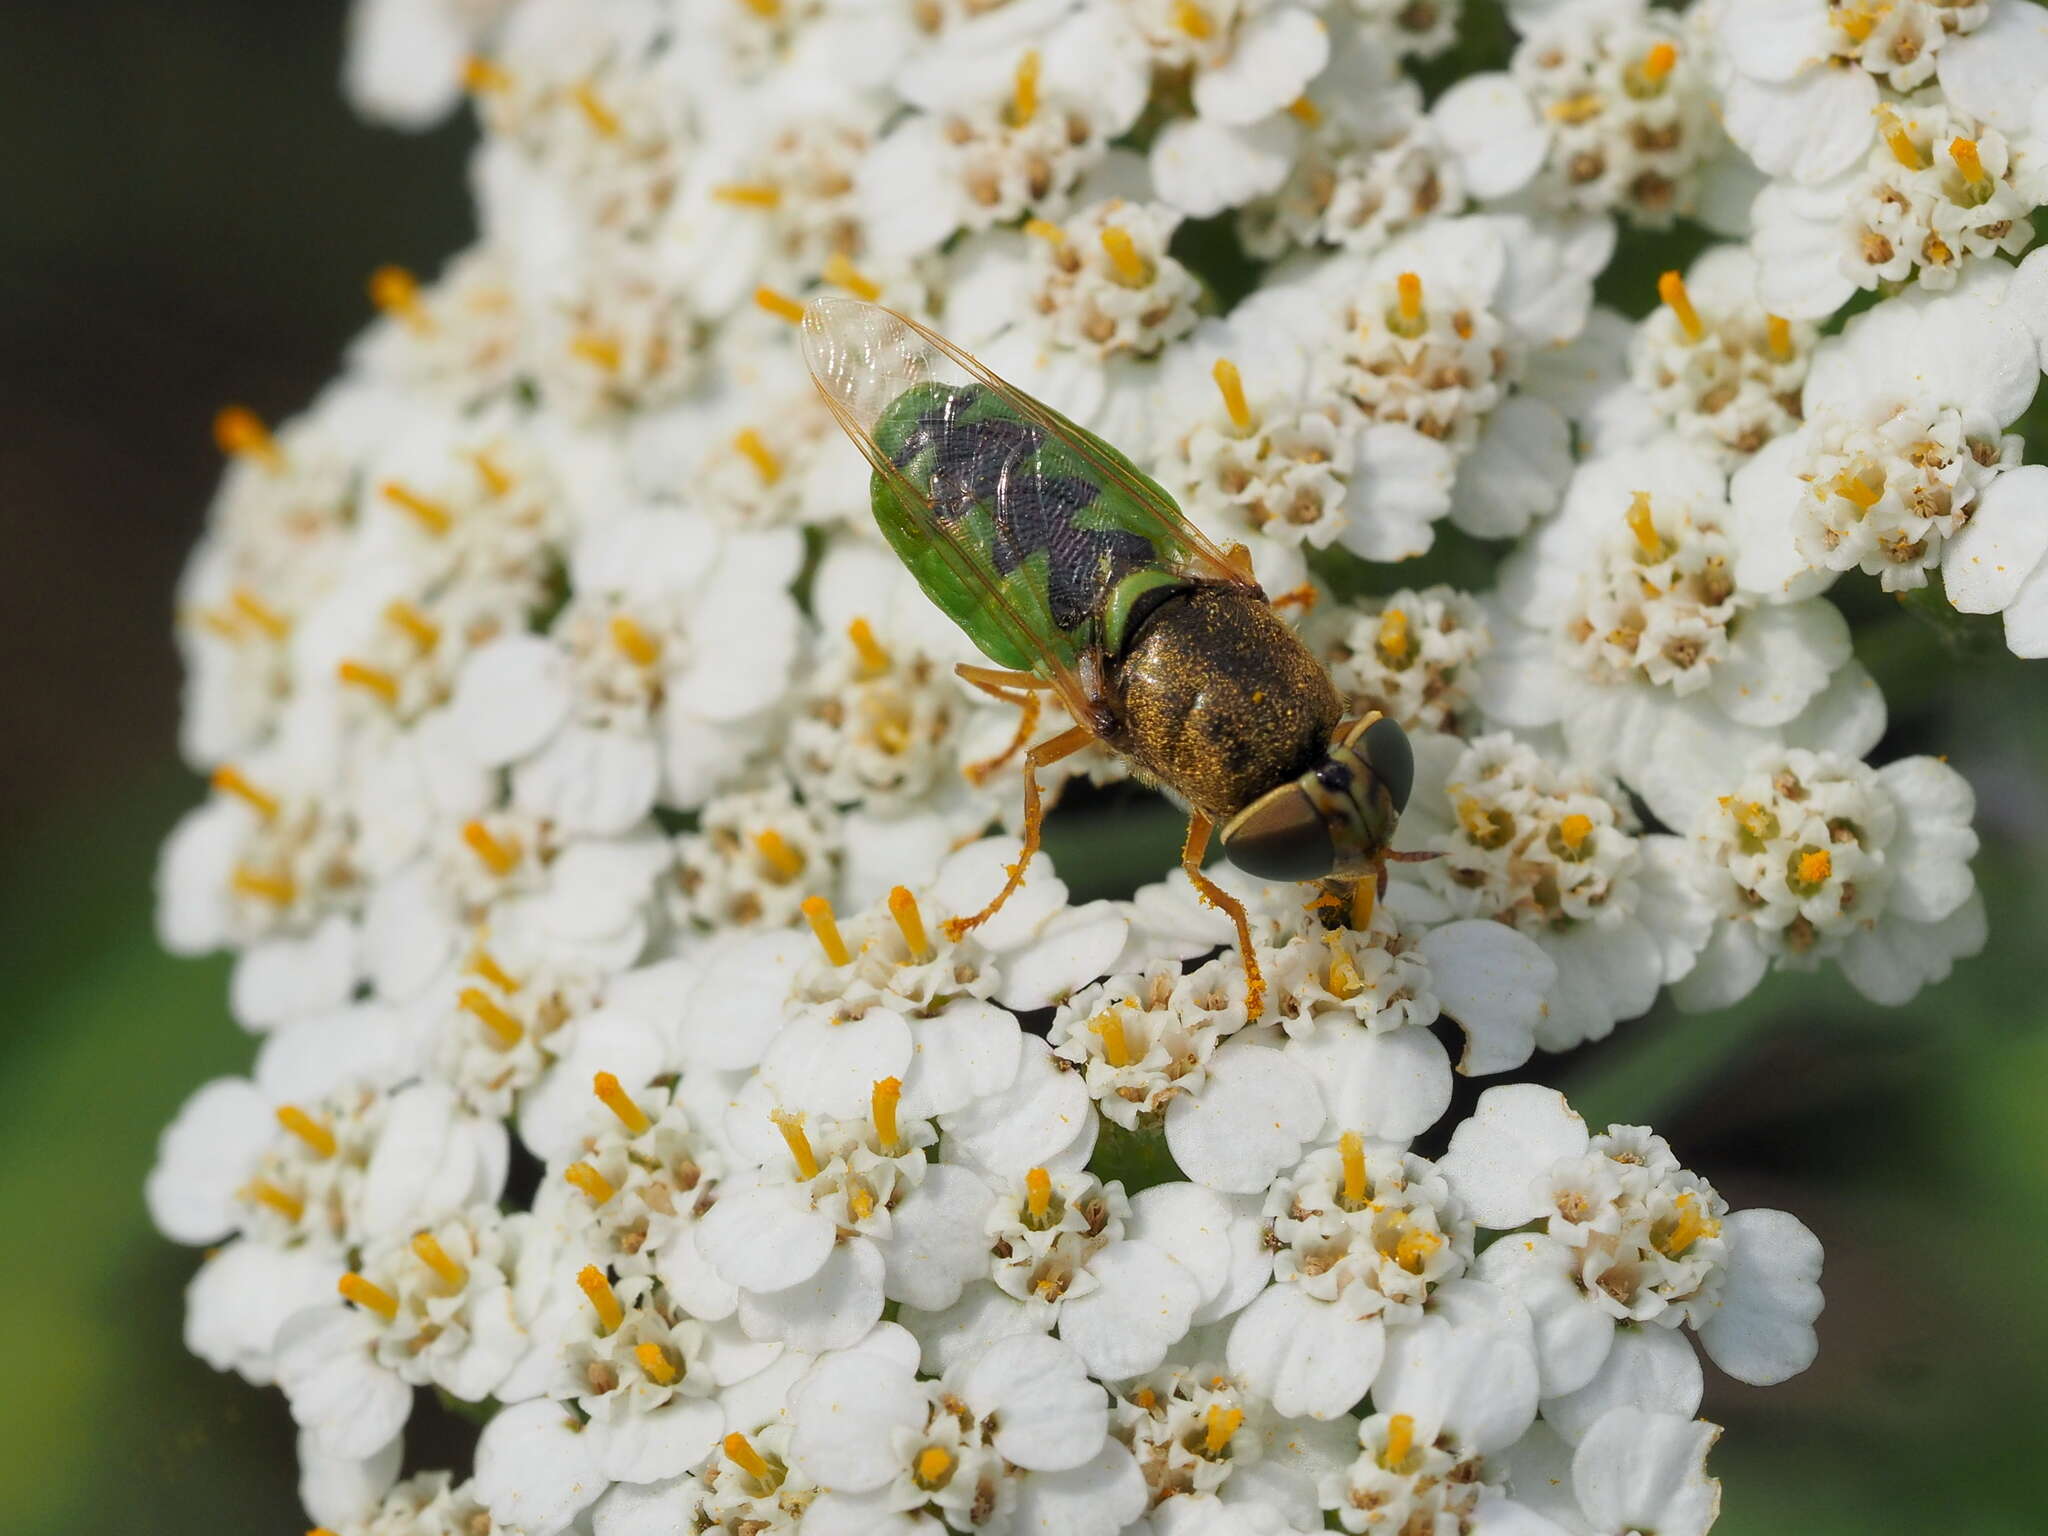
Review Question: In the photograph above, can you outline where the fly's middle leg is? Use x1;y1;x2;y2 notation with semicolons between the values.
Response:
956;663;1052;784
942;722;1094;941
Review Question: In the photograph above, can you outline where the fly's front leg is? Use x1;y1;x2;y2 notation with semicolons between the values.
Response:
1183;812;1264;1021
943;722;1095;941
956;663;1052;785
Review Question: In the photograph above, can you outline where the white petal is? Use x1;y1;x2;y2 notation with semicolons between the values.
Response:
1837;892;1987;1006
512;724;661;837
1943;466;2048;614
1152;116;1297;218
297;1427;402;1530
1938;1;2048;136
1055;1239;1202;1378
275;1306;412;1460
595;1397;725;1484
358;1084;507;1238
1192;8;1328;125
1533;920;1664;1052
1226;1283;1384;1419
739;1236;887;1352
2006;558;2048;656
900;1000;1025;1120
1669;920;1770;1014
147;1077;275;1245
1286;1024;1451;1143
1375;1305;1538;1454
1712;600;1850;727
1695;1208;1823;1386
999;903;1131;1011
1419;920;1553;1075
451;635;573;765
1721;67;1876;185
698;1188;836;1294
1433;74;1546;199
959;1331;1108;1470
1013;1441;1151;1536
1877;757;1979;924
185;1240;344;1384
1474;1234;1617;1397
1542;1324;1703;1444
883;1165;996;1312
475;1399;608;1536
230;915;358;1031
1126;1183;1237;1310
1164;1042;1324;1193
790;1345;927;1490
1572;1410;1721;1536
760;1007;914;1121
942;1036;1096;1181
1438;1085;1587;1228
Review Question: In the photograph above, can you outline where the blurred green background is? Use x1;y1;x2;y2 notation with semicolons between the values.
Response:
2;3;2044;1532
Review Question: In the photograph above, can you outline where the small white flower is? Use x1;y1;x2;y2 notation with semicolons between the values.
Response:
1502;1410;1722;1536
344;0;515;129
672;779;846;932
1316;587;1492;735
1049;957;1248;1130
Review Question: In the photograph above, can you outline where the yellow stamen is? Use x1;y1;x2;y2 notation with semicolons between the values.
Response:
213;405;283;469
848;1179;876;1222
1382;1412;1416;1470
1657;1193;1713;1256
1394;1226;1442;1273
1832;470;1882;511
1099;226;1149;286
460;987;525;1048
461;55;511;94
411;1231;468;1288
1174;0;1214;38
386;601;441;652
889;885;933;962
1547;91;1603;124
564;1161;616;1205
1288;95;1321;126
1396;271;1424;327
1324;933;1364;1000
1455;795;1497;843
1011;49;1040;126
577;1264;624;1333
635;1341;680;1386
337;660;400;706
572;82;621;138
1950;136;1988;185
1025;1167;1054;1223
470;451;513;497
275;1106;335;1159
210;765;279;820
467;948;520;993
231;588;290;640
1657;270;1703;342
1640;41;1677;85
755;286;805;325
848;616;891;675
1832;5;1877;42
594;1071;653;1135
381;480;453;536
739;0;779;17
368;264;430;331
1024;218;1066;245
1212;357;1253;432
1880;111;1923;170
1132;1387;1159;1410
1203;1404;1244;1455
244;1179;304;1221
1797;847;1833;885
823;252;882;301
872;1076;904;1153
1377;606;1411;662
610;613;662;667
462;819;521;876
232;868;297;906
1340;1131;1367;1208
571;333;623;372
802;894;851;965
733;427;783;485
725;1432;773;1481
753;828;805;880
713;182;782;208
915;1445;956;1489
1350;878;1375;932
339;1272;399;1321
1558;813;1594;853
1092;1010;1133;1068
1765;314;1794;363
1626;491;1664;560
772;1109;821;1181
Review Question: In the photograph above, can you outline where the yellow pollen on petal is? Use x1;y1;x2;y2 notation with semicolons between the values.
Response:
1640;41;1677;85
915;1445;956;1489
1950;136;1988;185
564;1161;617;1205
733;427;783;485
1832;4;1878;41
1395;271;1425;329
385;601;441;652
1011;49;1040;126
577;1264;625;1334
572;82;622;138
381;480;454;536
772;1108;822;1181
1132;1387;1160;1410
610;613;662;667
470;451;513;497
755;286;806;325
1797;847;1833;884
823;252;882;301
368;264;429;332
1657;270;1703;342
1350;878;1376;933
211;765;279;820
1204;1404;1244;1455
1880;111;1923;170
1381;1412;1416;1470
890;885;934;962
1765;314;1794;363
1212;357;1254;432
412;1231;468;1288
460;986;525;1048
1174;0;1214;38
232;867;297;906
594;1070;653;1135
848;1179;876;1222
571;333;623;372
463;820;522;876
753;828;806;880
1025;1167;1054;1223
213;405;283;469
1656;1193;1714;1256
1559;813;1594;853
461;55;511;94
848;615;892;675
1378;606;1411;662
1626;491;1665;560
1832;470;1882;511
714;181;782;208
803;894;852;965
275;1105;336;1159
1394;1226;1442;1273
244;1179;304;1221
339;1272;400;1321
231;588;291;640
467;947;521;993
872;1076;904;1153
1324;932;1364;1000
1024;218;1067;245
635;1341;680;1386
738;0;780;17
338;660;401;706
1288;95;1322;126
725;1432;773;1481
1100;225;1149;286
1092;1009;1133;1068
1340;1131;1368;1208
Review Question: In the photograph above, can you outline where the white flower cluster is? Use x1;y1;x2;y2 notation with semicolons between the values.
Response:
141;0;2048;1529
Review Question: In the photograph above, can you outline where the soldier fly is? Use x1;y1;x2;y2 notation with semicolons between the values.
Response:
800;297;1429;1015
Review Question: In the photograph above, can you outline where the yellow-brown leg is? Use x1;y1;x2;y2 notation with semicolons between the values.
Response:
955;664;1050;785
943;723;1095;941
1183;813;1265;1020
1269;583;1318;615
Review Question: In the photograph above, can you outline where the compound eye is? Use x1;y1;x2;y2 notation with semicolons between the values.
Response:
1362;716;1413;814
1220;784;1337;883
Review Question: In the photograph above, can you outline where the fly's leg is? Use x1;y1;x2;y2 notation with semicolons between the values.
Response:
956;663;1051;785
1269;583;1318;615
1183;812;1265;1021
1384;849;1442;862
943;723;1095;941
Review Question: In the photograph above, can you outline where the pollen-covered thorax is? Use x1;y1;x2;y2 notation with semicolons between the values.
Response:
1538;1125;1730;1326
1635;268;1815;463
1315;269;1508;454
1325;1409;1493;1536
1323;586;1490;733
1266;1138;1472;1325
1023;200;1202;360
1049;958;1248;1129
1564;488;1742;692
